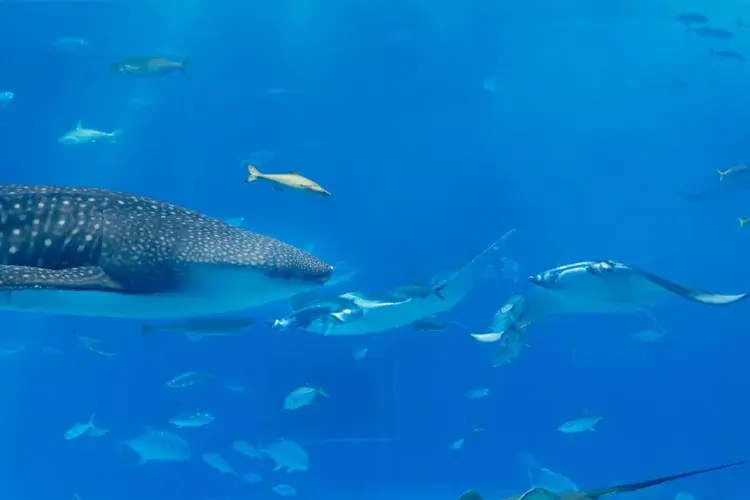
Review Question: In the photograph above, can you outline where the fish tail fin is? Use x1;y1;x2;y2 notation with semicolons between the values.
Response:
318;387;330;397
88;412;96;425
718;168;728;179
110;129;124;142
246;164;262;182
740;217;747;228
432;282;447;300
180;56;190;76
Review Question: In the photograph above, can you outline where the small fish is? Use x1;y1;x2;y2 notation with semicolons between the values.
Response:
392;282;446;301
450;438;465;450
169;412;215;428
110;56;189;77
58;121;122;145
245;165;331;196
284;386;329;410
465;388;490;399
51;37;89;51
558;416;603;434
413;316;447;331
273;484;297;497
243;472;262;483
223;217;245;227
74;332;115;356
632;329;666;342
0;91;13;109
202;452;237;475
695;26;735;40
233;440;263;459
166;371;210;388
226;383;246;393
352;347;368;360
64;412;100;440
710;48;746;61
142;317;254;335
675;12;709;28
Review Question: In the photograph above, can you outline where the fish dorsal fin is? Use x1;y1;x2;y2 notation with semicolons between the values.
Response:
76;120;83;130
288;171;300;175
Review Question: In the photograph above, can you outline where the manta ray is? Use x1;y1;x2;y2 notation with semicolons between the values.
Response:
290;229;517;335
458;461;744;500
492;259;747;335
0;184;332;319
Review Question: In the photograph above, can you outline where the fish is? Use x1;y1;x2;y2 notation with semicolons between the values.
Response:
450;438;465;450
245;165;331;197
413;315;448;331
352;347;368;360
297;229;516;335
233;440;263;459
491;260;747;340
740;217;750;228
710;48;746;61
74;332;115;356
391;282;446;300
110;56;189;77
125;429;191;464
465;388;490;399
458;461;745;500
166;371;210;388
260;438;309;472
64;412;102;440
51;37;89;51
273;484;297;496
0;184;332;319
677;165;750;201
0;91;13;109
694;26;734;39
141;317;255;339
168;412;215;428
631;329;666;343
58;121;122;145
558;416;602;433
675;12;709;28
283;386;329;410
243;472;262;483
201;452;237;475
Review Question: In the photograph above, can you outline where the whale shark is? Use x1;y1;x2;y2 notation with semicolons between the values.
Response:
459;460;744;500
486;260;747;361
291;229;516;335
0;184;332;319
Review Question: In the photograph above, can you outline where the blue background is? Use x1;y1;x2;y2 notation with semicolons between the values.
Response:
0;0;747;498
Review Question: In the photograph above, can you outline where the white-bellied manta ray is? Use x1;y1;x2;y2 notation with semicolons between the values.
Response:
0;184;333;319
293;229;517;335
487;259;747;359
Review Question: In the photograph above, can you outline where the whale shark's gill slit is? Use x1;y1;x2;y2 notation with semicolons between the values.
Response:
639;271;749;305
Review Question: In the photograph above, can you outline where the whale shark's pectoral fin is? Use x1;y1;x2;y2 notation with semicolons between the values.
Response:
0;265;124;292
640;271;748;306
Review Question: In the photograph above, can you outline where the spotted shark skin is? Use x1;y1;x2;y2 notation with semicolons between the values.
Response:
0;184;332;318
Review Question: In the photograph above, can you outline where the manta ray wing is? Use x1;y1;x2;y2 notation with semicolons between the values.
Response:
0;265;124;292
639;271;748;305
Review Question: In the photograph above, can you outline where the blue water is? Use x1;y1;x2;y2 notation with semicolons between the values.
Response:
0;1;748;499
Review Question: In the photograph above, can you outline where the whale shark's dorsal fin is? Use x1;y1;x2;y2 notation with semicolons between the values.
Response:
457;491;484;500
75;120;83;130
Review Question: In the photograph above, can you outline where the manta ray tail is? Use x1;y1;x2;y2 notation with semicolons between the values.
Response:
642;272;749;305
456;461;745;500
580;460;745;499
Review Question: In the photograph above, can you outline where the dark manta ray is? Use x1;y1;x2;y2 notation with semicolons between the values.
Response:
459;461;745;500
0;184;332;319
